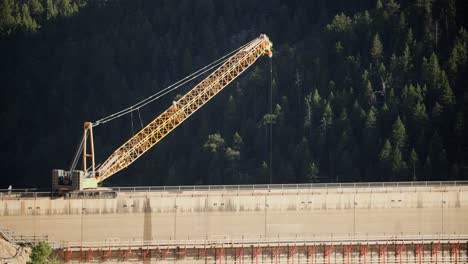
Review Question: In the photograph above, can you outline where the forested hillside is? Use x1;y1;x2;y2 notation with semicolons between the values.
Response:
0;0;467;188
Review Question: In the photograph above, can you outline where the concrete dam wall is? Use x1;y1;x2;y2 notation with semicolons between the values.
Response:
1;185;467;216
1;183;467;243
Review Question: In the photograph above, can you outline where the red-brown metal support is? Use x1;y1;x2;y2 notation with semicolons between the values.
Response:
289;245;296;264
325;244;333;264
177;247;186;259
308;245;316;264
451;242;460;263
432;242;440;263
199;246;207;260
395;243;405;264
344;244;352;264
415;244;423;264
217;247;224;264
142;247;150;261
123;247;131;261
236;247;243;264
160;247;169;260
103;247;111;261
273;246;279;264
380;243;388;264
253;247;260;264
86;248;93;262
64;248;72;263
361;244;369;264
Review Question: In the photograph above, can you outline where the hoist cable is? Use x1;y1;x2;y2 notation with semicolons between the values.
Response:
137;108;144;128
92;39;255;127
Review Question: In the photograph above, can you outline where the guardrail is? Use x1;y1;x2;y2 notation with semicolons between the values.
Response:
1;180;467;197
0;224;48;246
109;180;468;193
54;231;468;250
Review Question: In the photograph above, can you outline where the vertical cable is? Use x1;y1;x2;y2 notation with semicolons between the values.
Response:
137;108;144;128
269;57;273;184
130;110;134;136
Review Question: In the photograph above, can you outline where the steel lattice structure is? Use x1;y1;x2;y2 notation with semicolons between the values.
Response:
93;35;273;182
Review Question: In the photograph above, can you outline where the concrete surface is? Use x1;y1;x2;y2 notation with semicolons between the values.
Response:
0;184;467;243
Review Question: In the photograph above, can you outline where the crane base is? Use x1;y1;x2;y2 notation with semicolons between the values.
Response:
52;169;98;192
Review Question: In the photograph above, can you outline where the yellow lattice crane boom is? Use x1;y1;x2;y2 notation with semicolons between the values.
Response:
52;34;272;191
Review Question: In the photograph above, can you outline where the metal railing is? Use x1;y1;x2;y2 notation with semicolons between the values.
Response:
1;180;467;197
0;225;48;246
54;231;468;250
109;180;468;193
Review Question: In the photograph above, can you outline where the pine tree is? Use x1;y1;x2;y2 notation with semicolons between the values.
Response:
371;33;384;63
320;101;333;133
379;139;392;180
448;30;467;79
20;4;38;32
376;0;383;9
391;147;404;178
304;92;312;129
312;88;322;111
410;148;419;181
440;71;455;109
57;0;74;17
401;44;412;72
29;0;44;16
232;132;243;152
413;101;428;128
431;102;443;124
365;107;377;129
45;0;58;20
0;0;16;33
391;116;407;150
422;53;441;91
305;162;320;183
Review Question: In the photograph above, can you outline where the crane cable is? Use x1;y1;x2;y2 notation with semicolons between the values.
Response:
69;135;84;172
269;57;273;184
92;39;256;127
69;38;256;172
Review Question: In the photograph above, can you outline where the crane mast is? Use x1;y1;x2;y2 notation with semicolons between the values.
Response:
52;34;273;191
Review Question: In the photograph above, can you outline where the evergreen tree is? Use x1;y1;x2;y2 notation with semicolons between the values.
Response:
232;132;243;152
391;116;407;150
45;0;58;20
379;139;392;180
410;148;419;181
29;0;44;17
305;162;319;183
365;107;377;129
203;133;225;154
448;30;467;79
20;4;38;32
440;71;455;109
320;101;333;133
391;148;404;179
371;33;384;63
304;92;312;129
0;0;16;33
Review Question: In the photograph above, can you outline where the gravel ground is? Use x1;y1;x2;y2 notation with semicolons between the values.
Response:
0;239;30;264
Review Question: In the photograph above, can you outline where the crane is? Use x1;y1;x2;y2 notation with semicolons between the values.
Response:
52;34;273;193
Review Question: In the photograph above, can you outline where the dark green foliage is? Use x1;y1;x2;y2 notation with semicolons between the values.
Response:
28;241;54;264
0;0;467;188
